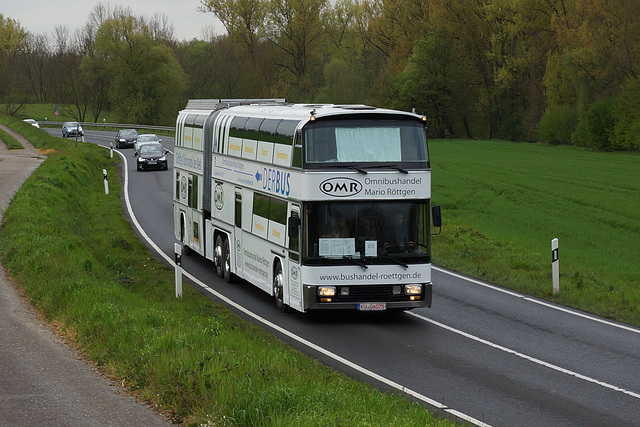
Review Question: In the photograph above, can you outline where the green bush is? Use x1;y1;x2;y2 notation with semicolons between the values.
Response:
572;98;615;151
612;77;640;151
537;105;578;145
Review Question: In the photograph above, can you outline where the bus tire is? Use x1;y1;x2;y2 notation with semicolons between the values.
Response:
273;262;287;312
180;216;192;256
222;238;232;283
183;244;192;256
214;234;224;278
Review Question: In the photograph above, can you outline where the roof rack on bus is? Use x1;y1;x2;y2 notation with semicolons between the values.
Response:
335;105;377;110
184;99;287;110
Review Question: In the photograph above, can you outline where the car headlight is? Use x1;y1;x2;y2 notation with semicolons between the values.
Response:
137;156;145;162
119;138;126;142
404;284;423;295
159;155;166;161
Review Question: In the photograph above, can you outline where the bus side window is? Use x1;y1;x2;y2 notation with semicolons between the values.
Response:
235;191;242;228
175;171;180;200
187;175;199;209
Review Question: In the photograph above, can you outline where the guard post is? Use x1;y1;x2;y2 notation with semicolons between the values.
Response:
552;238;559;295
174;243;183;298
103;169;109;195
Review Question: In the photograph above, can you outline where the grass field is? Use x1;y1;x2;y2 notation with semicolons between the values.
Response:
0;114;453;425
430;139;640;325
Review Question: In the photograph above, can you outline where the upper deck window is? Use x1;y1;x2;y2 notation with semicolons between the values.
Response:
303;118;428;167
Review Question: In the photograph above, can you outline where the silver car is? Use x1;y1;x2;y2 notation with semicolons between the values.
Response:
62;122;83;137
134;134;162;156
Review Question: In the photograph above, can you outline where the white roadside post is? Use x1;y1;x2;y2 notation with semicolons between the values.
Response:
109;141;113;158
174;243;183;298
103;169;109;195
552;238;559;295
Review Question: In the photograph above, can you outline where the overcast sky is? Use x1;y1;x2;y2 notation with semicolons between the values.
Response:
3;0;224;41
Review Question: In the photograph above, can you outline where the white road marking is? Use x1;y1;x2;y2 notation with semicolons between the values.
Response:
433;266;640;335
409;311;640;400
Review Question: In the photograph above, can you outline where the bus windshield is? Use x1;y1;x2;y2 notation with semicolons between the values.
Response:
303;118;428;166
303;201;430;265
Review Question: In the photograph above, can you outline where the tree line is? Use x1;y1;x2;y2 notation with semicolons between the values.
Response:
1;0;639;151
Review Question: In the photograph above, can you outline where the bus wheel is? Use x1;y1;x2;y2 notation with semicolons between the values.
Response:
214;235;224;278
180;217;192;256
222;238;232;283
273;263;287;312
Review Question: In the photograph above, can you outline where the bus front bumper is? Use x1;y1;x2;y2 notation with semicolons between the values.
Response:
304;283;432;311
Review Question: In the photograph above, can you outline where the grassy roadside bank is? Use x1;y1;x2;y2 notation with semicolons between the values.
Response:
0;115;453;425
0;127;25;149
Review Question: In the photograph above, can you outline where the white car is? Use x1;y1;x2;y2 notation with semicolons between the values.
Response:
134;134;162;155
23;119;40;128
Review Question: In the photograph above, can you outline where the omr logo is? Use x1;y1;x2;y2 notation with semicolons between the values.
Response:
319;177;362;197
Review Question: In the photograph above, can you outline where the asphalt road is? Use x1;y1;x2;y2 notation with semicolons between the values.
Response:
49;128;640;426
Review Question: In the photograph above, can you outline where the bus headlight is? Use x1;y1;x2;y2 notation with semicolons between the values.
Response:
404;284;423;295
318;286;336;297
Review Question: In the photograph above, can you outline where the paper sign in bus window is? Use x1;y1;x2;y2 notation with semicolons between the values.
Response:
365;240;377;257
319;238;356;257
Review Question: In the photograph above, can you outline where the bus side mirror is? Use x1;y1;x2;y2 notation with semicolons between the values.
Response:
431;204;442;235
288;216;300;238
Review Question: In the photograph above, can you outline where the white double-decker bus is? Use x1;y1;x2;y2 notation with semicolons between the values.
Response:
173;99;441;313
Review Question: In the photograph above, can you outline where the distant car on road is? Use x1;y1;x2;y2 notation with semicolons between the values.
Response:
134;134;162;156
62;122;83;137
136;142;168;171
114;129;139;149
23;119;40;128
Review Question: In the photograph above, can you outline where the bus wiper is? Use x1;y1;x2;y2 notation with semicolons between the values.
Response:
325;164;368;174
343;256;368;270
347;165;368;174
367;164;409;174
382;255;409;269
387;165;409;174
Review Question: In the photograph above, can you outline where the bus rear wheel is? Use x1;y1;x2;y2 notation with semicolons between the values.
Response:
180;216;192;255
214;235;224;278
273;263;287;312
222;238;232;283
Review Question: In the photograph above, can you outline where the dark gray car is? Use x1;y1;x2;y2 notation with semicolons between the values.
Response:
114;129;138;148
136;142;168;171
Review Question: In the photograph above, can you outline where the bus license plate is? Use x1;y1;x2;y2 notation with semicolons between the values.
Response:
358;302;387;311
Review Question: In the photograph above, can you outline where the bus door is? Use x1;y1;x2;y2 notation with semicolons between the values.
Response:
287;205;302;311
234;188;243;278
